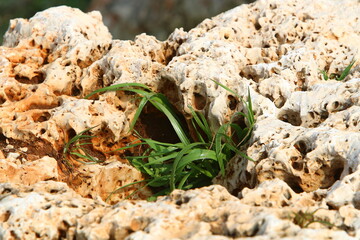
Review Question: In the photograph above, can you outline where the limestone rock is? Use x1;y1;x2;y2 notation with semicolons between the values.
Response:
0;181;105;239
71;159;152;204
239;178;323;208
1;183;358;239
0;156;58;185
0;6;150;202
327;170;360;209
1;0;360;239
3;6;112;65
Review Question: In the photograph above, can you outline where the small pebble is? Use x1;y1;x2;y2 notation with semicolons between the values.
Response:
20;147;28;152
6;144;14;150
7;152;20;160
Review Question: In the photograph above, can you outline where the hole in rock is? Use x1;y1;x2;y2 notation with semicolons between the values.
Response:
309;112;315;119
158;77;181;106
10;230;19;239
228;95;238;110
0;211;11;222
15;72;45;84
71;85;82;97
0;95;5;105
96;68;105;89
1;188;12;195
320;111;329;121
32;112;51;122
175;196;191;206
0;135;59;162
254;21;261;30
193;92;207;110
258;151;268;161
320;158;345;188
42;205;51;210
66;128;77;141
77;59;93;69
294;140;310;157
4;87;26;101
50;189;60;194
326;202;338;210
134;103;187;144
333;101;340;110
291;161;303;171
0;133;6;142
296;71;307;91
284;175;303;193
58;220;70;239
278;110;302;126
162;42;178;65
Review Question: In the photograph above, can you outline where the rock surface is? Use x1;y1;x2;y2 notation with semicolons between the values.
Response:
1;0;360;239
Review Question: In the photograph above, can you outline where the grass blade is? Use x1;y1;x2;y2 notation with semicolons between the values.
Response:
336;59;356;81
170;142;204;190
84;83;151;99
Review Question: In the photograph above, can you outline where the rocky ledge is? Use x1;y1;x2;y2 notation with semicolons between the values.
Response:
1;0;360;239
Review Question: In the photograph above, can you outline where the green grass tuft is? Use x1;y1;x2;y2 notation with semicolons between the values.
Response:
62;125;103;170
321;59;356;81
292;209;334;228
88;81;256;201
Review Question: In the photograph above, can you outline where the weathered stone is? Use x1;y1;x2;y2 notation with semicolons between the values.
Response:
1;183;358;239
71;159;152;204
0;181;105;239
0;156;58;185
1;0;360;239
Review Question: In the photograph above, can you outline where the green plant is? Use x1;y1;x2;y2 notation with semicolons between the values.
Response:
292;209;334;228
85;81;255;201
320;59;356;81
62;125;103;170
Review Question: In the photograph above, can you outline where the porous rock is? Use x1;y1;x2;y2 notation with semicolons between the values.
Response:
1;183;358;239
0;156;58;185
71;159;152;204
1;0;360;239
0;6;151;202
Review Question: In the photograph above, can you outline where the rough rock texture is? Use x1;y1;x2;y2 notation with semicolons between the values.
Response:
0;156;58;185
0;6;152;202
1;183;358;240
1;0;360;239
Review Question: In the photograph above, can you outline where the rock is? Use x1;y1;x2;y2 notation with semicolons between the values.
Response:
1;0;360;239
327;170;360;209
0;156;58;185
239;178;322;208
0;181;105;239
0;6;150;202
1;183;358;239
71;159;152;204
